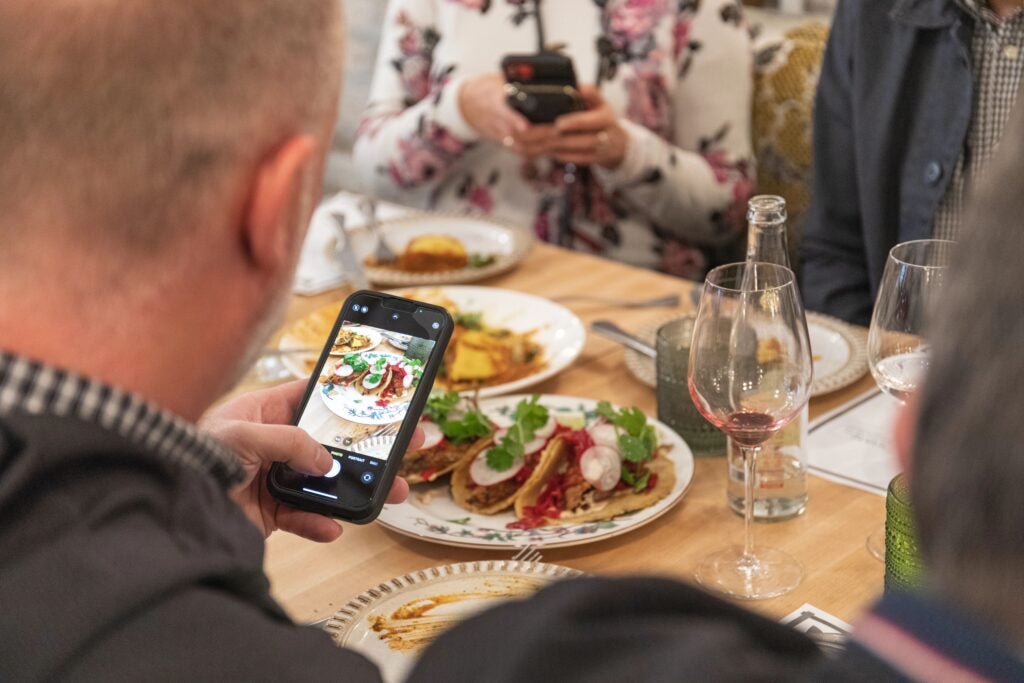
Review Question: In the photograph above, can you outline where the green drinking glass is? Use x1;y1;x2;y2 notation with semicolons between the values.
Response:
884;474;924;591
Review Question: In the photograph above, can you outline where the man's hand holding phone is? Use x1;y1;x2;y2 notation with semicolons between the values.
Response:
202;381;415;542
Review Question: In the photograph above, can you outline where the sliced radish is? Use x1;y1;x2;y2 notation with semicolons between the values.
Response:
336;364;354;377
521;437;547;455
492;427;545;456
489;413;515;429
534;416;557;440
470;451;524;486
417;421;444;451
588;423;620;450
580;445;622;492
402;374;414;388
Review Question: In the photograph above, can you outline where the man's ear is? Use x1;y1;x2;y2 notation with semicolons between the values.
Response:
893;392;919;478
241;135;317;275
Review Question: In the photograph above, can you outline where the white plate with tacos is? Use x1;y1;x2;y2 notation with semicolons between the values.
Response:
378;394;694;549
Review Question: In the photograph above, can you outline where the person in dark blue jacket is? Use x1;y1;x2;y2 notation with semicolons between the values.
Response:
802;0;1024;325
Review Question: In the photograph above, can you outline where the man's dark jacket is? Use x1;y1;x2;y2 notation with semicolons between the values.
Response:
802;0;974;325
0;410;379;681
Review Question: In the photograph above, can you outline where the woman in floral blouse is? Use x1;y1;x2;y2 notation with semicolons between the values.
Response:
354;0;753;279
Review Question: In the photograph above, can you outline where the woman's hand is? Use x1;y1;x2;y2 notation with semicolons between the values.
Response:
458;73;530;143
548;85;628;169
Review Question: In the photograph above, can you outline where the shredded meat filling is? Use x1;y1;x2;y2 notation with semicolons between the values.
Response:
468;477;520;507
399;444;461;477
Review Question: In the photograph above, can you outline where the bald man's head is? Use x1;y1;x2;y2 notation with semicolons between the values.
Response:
0;0;342;253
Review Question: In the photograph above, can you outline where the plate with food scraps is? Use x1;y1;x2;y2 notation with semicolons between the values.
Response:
623;312;868;398
325;561;581;683
377;394;695;550
390;286;586;399
319;351;424;425
327;214;533;287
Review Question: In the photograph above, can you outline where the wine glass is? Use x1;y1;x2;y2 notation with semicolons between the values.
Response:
688;262;813;599
865;239;953;560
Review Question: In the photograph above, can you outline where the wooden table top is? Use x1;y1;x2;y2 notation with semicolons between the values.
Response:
256;242;882;627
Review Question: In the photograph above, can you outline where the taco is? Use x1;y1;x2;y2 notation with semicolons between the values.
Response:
511;404;675;528
450;396;559;514
400;392;494;484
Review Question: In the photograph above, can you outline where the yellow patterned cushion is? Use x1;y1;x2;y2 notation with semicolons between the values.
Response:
752;22;829;268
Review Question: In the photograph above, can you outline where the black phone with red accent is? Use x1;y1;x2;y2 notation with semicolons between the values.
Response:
268;291;452;524
502;52;582;123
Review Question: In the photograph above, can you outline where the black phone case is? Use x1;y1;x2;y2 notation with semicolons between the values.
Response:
502;52;581;123
267;291;453;524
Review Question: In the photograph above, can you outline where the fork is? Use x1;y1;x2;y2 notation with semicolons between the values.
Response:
511;544;543;564
554;293;681;308
343;423;399;447
359;196;397;264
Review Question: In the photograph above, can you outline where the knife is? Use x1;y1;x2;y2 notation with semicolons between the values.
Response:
331;211;369;291
591;320;657;359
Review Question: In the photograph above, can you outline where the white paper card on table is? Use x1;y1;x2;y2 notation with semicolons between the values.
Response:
293;192;412;296
782;603;853;655
806;389;901;496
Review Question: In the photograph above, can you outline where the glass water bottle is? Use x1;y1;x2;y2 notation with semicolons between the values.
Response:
726;195;809;520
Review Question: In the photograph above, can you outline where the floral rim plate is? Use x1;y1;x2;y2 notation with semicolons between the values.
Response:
319;351;418;425
389;286;587;399
331;214;533;286
623;312;868;398
376;394;695;549
325;561;581;683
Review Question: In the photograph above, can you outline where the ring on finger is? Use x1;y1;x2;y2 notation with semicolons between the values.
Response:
502;135;515;148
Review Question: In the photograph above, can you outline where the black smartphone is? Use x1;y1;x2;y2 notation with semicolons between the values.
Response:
502;52;582;124
268;291;452;524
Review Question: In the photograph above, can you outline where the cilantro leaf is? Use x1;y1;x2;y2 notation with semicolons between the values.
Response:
484;397;549;472
596;402;647;437
620;464;651;493
632;468;651;493
441;410;492;443
616;407;648;437
596;401;616;421
618;434;650;462
514;395;548;433
486;442;518;470
425;391;460;423
468;253;496;268
641;424;658;456
454;312;484;330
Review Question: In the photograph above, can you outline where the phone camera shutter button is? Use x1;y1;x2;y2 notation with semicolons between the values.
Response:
325;459;342;478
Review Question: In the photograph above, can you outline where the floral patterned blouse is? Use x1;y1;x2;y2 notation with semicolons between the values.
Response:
354;0;754;279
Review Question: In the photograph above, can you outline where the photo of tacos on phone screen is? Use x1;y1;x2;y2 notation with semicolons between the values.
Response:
296;322;436;462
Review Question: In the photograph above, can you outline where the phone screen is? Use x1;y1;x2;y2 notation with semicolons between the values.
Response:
274;295;448;513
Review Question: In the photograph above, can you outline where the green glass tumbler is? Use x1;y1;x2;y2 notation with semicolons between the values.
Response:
656;316;727;457
884;474;924;591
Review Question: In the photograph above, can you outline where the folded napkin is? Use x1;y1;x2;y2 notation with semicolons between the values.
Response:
807;389;901;496
293;192;413;296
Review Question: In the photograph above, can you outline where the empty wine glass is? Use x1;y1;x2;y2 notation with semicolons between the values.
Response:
865;239;953;560
689;262;813;599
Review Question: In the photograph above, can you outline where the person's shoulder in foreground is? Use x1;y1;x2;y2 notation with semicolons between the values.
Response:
0;354;377;681
407;575;1024;682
